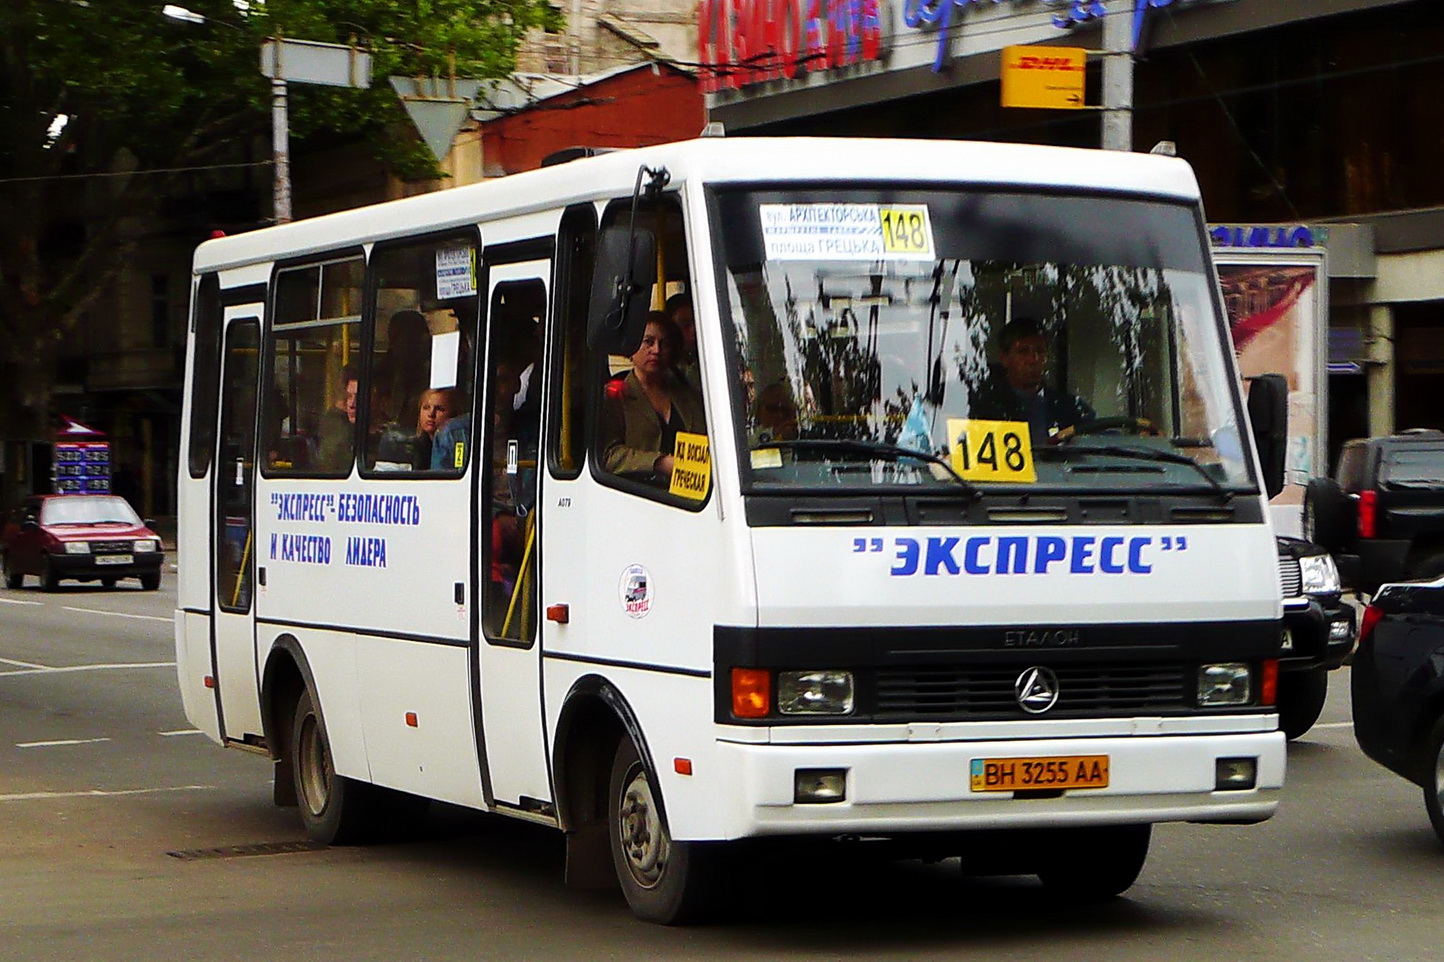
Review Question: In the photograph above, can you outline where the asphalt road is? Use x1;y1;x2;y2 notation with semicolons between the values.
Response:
2;574;1441;961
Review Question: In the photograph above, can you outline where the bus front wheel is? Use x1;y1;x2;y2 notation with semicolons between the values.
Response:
1035;824;1151;901
290;687;374;845
608;738;718;924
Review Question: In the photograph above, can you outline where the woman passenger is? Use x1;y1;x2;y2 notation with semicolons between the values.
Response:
602;312;706;480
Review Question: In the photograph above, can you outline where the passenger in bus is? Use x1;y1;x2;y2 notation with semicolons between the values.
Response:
378;309;432;424
754;382;799;443
971;317;1093;443
666;293;698;388
316;367;359;471
602;312;706;481
374;386;458;471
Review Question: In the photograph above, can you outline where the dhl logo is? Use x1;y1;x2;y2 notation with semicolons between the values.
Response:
1014;56;1084;71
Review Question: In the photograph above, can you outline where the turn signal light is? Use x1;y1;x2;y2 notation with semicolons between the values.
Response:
1260;659;1278;707
731;668;770;718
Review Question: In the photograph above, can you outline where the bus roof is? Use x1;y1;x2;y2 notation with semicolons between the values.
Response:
193;137;1203;273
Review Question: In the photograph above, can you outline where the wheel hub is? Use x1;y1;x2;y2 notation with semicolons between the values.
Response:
618;768;668;887
296;714;332;817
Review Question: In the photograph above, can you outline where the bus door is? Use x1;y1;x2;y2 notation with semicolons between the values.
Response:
477;259;553;810
212;312;264;741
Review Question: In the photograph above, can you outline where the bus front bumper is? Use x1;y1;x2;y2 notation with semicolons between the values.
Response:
710;724;1284;837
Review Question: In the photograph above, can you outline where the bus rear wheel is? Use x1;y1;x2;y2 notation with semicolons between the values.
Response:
608;738;718;924
290;686;374;845
1036;824;1151;901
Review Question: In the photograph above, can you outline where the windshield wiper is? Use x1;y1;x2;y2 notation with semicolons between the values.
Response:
1036;444;1232;501
763;438;980;499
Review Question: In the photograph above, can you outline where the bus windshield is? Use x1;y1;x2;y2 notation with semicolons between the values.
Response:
712;187;1253;495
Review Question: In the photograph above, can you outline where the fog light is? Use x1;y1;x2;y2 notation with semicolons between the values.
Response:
794;768;847;804
777;670;854;715
1215;757;1257;791
1329;619;1352;642
64;541;90;555
1198;663;1252;706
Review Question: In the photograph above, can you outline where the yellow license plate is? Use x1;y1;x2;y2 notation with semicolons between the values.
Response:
970;755;1110;792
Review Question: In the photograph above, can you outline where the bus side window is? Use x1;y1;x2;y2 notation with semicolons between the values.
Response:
187;274;222;479
265;255;365;476
589;196;709;505
362;233;481;476
482;279;547;643
549;205;596;478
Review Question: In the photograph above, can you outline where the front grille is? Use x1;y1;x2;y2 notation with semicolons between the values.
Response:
1278;555;1302;599
92;540;133;554
875;662;1189;719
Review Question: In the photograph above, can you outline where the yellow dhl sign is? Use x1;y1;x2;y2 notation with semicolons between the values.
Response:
1000;46;1088;110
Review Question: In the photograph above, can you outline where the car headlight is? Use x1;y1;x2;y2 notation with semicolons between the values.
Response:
777;670;855;715
63;541;91;555
132;539;159;553
1300;553;1340;595
1198;662;1252;707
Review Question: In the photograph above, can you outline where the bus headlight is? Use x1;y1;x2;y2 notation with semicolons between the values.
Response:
1198;663;1252;707
64;541;91;555
777;670;854;715
1299;554;1340;595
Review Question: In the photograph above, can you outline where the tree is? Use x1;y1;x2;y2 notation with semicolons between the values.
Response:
0;0;561;442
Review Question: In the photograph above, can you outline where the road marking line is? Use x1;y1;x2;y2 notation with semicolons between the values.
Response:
159;729;206;737
17;737;112;748
0;657;50;669
1313;721;1353;730
0;598;42;606
0;785;214;803
61;605;172;623
0;661;175;677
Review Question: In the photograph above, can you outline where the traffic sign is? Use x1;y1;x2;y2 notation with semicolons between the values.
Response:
1000;46;1087;110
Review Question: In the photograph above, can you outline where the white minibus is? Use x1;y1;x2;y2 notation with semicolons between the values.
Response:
175;136;1288;923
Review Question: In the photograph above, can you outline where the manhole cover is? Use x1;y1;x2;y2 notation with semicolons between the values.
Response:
166;840;325;861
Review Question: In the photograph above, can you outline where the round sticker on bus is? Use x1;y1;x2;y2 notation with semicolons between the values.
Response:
619;564;653;619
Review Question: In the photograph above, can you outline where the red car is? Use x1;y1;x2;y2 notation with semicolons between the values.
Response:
2;494;164;591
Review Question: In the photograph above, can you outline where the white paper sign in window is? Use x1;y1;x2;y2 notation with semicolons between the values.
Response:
759;204;935;261
435;247;476;298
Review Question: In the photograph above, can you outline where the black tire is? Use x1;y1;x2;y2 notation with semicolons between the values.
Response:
608;738;718;925
40;557;60;592
139;571;161;591
290;686;375;845
1036;824;1151;901
100;577;117;589
1424;715;1444;848
2;553;21;590
1277;668;1329;741
1303;478;1353;553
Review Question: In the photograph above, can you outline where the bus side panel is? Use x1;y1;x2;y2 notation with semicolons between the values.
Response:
176;612;220;743
355;637;484;808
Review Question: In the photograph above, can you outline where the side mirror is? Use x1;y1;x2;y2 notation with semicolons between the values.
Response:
22;518;39;532
1246;372;1288;500
587;226;656;356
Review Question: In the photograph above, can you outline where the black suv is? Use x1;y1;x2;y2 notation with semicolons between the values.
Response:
1305;430;1444;596
1276;536;1356;739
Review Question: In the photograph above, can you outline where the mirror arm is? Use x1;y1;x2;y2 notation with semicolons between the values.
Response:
617;165;671;303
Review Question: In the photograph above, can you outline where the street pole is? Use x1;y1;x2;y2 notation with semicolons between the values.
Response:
271;76;292;223
1101;0;1134;152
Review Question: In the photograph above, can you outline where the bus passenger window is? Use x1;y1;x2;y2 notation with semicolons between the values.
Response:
589;197;709;503
363;234;480;476
265;254;364;476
